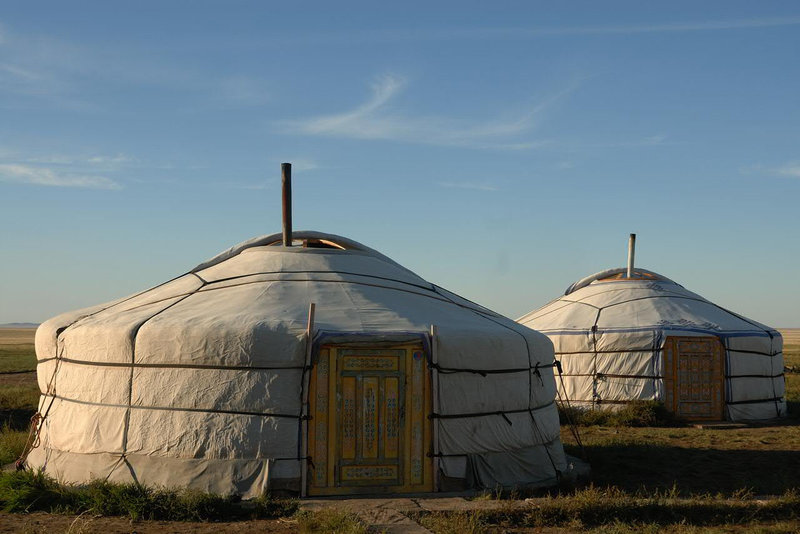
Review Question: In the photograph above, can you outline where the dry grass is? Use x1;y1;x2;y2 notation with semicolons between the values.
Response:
0;329;36;346
781;328;799;368
559;401;681;427
415;487;800;532
780;329;800;344
0;328;37;373
295;509;369;534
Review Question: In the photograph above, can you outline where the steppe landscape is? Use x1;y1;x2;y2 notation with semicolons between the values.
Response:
1;327;798;533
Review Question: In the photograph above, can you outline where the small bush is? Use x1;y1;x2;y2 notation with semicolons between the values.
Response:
296;508;368;534
559;401;682;427
0;469;298;521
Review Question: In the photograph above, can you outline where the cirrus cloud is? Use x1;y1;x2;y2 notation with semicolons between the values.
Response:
0;163;121;189
279;74;576;150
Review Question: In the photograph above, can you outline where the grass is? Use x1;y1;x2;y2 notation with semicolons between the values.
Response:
787;374;800;417
296;508;369;534
785;344;800;369
0;345;36;373
416;510;488;534
0;425;29;466
560;400;682;427
415;487;800;532
0;469;298;521
561;423;800;496
0;384;40;431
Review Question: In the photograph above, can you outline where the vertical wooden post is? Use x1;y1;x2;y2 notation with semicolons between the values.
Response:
282;163;292;247
430;324;440;492
627;233;636;278
300;302;315;497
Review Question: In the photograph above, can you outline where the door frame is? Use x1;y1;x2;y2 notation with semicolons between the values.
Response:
306;342;433;496
662;335;725;421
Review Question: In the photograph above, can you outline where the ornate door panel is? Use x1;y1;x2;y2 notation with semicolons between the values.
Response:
663;336;724;420
307;344;432;495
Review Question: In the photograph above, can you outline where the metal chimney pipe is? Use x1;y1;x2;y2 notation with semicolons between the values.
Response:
627;233;636;278
281;163;292;247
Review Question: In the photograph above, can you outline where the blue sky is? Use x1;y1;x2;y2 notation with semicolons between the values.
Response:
1;1;799;327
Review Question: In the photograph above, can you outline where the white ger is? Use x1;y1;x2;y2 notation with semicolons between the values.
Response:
518;234;785;422
26;164;576;497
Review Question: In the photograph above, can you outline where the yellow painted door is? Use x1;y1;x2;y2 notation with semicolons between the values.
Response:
663;336;724;420
307;344;432;495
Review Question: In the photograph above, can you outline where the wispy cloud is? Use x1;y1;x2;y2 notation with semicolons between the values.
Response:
437;181;499;192
239;16;800;48
86;154;135;165
555;134;670;151
0;25;271;110
775;163;800;177
281;74;575;150
450;16;800;39
19;153;135;167
0;163;121;189
216;76;271;106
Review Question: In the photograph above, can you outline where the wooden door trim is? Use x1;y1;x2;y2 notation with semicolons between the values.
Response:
307;343;433;496
663;336;725;421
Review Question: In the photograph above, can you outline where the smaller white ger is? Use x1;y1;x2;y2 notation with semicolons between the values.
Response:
518;234;785;422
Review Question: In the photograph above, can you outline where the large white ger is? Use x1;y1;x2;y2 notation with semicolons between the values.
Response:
518;236;785;422
28;229;569;497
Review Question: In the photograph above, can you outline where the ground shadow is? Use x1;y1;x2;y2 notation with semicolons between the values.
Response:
0;408;35;431
565;442;800;496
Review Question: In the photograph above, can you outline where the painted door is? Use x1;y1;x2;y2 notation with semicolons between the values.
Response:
307;344;432;495
663;336;724;420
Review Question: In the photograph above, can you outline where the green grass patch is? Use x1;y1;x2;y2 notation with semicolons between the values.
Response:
559;401;682;427
0;345;36;373
0;385;40;413
296;508;368;534
0;425;28;466
0;385;40;430
786;374;800;417
415;487;800;532
0;469;298;521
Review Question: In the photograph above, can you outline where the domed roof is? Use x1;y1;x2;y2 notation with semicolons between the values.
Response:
520;267;774;336
37;231;536;370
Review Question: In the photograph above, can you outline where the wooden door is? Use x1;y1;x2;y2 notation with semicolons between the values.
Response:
307;344;432;495
663;336;724;421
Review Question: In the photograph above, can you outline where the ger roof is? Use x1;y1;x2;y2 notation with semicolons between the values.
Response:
519;267;776;337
